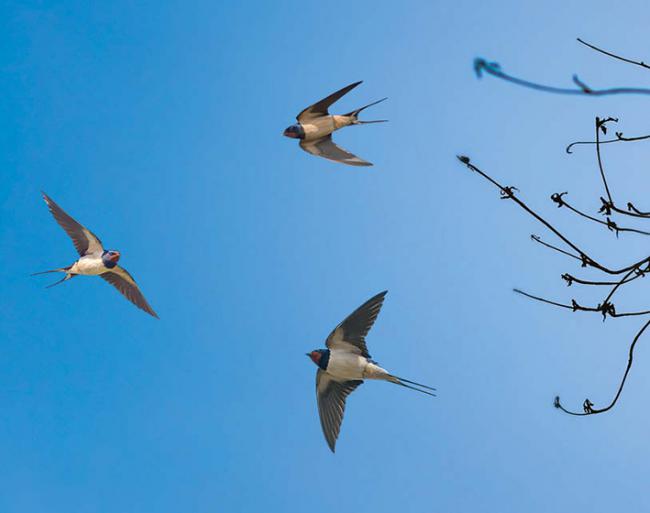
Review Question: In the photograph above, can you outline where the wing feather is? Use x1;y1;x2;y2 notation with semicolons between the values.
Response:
325;291;387;358
296;81;362;122
42;193;104;256
101;266;158;318
299;136;373;167
316;370;363;452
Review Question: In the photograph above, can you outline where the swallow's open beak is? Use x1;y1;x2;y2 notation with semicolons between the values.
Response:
111;251;121;263
283;128;296;139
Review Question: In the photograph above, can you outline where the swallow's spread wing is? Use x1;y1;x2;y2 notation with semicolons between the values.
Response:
42;193;104;256
101;266;158;318
326;290;387;358
299;136;372;167
297;81;362;122
316;370;363;452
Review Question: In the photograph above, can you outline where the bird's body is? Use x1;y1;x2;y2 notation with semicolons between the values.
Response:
33;193;158;318
306;291;435;452
300;115;353;142
319;349;390;381
69;254;115;275
284;81;387;166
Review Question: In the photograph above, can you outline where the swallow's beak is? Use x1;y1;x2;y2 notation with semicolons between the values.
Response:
283;128;295;138
305;353;311;357
111;251;121;263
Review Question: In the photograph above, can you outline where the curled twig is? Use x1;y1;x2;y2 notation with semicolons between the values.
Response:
555;319;650;415
566;131;650;154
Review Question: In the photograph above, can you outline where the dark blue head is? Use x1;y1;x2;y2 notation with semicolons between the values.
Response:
306;349;330;370
283;124;305;139
101;250;120;269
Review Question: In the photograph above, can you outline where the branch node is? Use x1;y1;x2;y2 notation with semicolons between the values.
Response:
599;197;613;216
573;75;592;93
500;186;518;199
551;191;568;208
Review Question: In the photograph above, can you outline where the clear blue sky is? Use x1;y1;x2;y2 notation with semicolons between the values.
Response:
2;1;650;512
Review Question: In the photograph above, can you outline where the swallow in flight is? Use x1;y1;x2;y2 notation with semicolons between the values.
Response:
307;290;435;452
284;81;387;166
32;193;158;318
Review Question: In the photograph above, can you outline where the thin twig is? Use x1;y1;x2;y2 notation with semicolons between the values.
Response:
577;38;650;70
550;192;650;237
514;267;640;320
595;117;614;205
531;234;582;262
555;319;650;415
473;58;650;96
456;156;650;275
562;272;642;287
566;132;650;154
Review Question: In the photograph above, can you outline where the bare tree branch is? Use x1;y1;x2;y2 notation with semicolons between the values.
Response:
555;319;650;415
577;37;650;70
531;234;582;262
466;39;650;417
550;191;650;237
566;131;650;154
473;58;650;96
457;155;650;416
456;156;650;275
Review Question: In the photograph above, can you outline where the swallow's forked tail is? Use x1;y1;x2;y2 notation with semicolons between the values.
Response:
345;97;388;124
387;374;436;397
31;267;74;288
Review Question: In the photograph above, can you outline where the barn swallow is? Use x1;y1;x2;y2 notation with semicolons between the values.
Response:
284;81;387;167
32;192;158;318
306;290;435;452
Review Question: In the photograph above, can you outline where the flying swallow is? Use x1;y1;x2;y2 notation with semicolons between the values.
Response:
284;81;387;167
306;291;435;452
32;192;158;318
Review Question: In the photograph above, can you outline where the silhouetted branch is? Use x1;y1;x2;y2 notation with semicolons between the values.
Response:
473;58;650;96
555;319;650;415
457;155;650;415
550;191;650;237
594;117;615;204
514;289;650;319
577;38;650;70
515;265;643;320
562;268;646;287
467;39;650;417
531;234;582;262
566;131;650;154
456;156;650;275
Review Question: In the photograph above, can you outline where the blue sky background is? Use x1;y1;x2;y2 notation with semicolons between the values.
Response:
3;1;650;511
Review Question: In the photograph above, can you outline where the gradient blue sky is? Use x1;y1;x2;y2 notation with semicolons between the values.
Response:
3;1;650;512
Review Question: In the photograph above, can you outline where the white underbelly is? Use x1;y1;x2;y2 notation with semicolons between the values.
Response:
71;257;107;275
302;118;337;141
326;352;367;380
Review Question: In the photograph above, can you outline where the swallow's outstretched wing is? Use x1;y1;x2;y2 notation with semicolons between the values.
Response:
299;135;373;167
297;81;362;122
101;266;158;318
42;193;104;256
316;370;363;452
326;290;387;358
